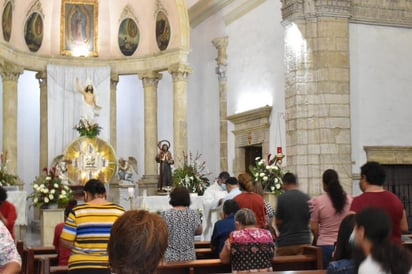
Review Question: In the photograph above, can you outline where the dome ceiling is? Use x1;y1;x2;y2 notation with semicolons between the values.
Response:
0;0;190;59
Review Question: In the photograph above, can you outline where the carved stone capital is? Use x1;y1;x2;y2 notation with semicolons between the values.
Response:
212;36;229;65
281;0;351;22
139;71;162;88
36;71;47;87
0;62;23;81
168;63;192;82
111;73;119;89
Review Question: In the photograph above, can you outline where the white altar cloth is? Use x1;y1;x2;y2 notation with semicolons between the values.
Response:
7;190;27;225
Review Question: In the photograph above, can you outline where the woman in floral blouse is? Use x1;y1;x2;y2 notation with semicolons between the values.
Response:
0;221;21;274
220;208;275;273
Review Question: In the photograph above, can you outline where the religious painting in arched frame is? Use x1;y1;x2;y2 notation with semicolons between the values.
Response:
2;1;12;42
118;18;139;56
24;12;43;52
60;0;98;57
155;11;170;51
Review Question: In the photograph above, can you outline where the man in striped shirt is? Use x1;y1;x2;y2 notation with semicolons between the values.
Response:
60;179;125;274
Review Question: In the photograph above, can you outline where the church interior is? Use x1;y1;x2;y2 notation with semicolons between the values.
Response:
1;0;412;244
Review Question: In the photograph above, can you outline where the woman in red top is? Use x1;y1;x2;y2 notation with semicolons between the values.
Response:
234;173;267;228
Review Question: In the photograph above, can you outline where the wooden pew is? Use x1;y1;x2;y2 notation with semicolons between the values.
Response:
40;245;322;274
157;245;322;274
24;246;57;274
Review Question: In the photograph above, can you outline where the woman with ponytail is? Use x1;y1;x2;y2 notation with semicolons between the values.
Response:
310;169;353;268
354;207;412;274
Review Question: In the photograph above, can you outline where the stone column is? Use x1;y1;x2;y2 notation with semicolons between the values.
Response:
1;63;23;174
138;71;162;195
36;71;48;171
281;0;352;195
168;63;192;159
110;74;119;149
212;36;229;172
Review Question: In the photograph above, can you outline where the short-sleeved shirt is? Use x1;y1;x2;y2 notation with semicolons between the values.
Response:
225;228;274;272
276;189;311;247
162;208;201;262
0;221;21;270
350;191;404;244
60;202;125;270
234;192;267;228
310;193;353;245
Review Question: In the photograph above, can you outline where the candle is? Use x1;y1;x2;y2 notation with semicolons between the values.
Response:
277;146;282;154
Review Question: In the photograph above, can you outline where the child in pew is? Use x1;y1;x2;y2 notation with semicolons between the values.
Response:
53;200;77;266
219;208;275;272
211;199;240;257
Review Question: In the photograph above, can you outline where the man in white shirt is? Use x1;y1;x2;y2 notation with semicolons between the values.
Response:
222;177;241;202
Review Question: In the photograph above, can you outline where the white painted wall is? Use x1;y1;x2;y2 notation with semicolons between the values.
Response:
350;23;412;193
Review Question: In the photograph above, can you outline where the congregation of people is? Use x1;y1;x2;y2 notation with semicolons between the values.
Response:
1;161;412;274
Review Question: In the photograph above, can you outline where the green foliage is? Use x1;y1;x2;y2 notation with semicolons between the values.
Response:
0;152;18;187
172;152;210;195
249;155;286;196
27;166;73;208
74;118;102;138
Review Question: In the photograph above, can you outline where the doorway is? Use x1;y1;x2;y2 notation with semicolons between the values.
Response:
244;145;262;176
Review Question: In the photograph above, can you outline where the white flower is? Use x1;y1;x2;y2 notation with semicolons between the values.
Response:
50;189;56;194
185;176;190;184
270;186;275;191
53;183;58;188
46;176;51;180
263;176;268;181
33;197;38;203
61;190;66;195
275;183;281;189
49;194;54;200
274;178;279;183
44;197;49;203
259;172;265;177
33;184;39;190
255;157;261;161
43;188;49;193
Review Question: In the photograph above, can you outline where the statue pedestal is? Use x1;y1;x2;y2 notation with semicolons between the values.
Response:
41;208;64;246
109;180;136;210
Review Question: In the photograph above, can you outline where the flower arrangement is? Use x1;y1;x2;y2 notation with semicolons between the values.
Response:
27;166;73;208
74;118;102;138
249;153;286;195
172;152;211;195
0;152;18;187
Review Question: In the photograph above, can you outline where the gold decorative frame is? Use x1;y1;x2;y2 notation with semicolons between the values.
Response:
60;0;98;56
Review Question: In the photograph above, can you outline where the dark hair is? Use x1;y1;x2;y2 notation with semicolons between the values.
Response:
218;171;230;181
169;186;191;207
0;186;7;202
360;161;386;186
222;199;240;216
333;214;355;260
84;179;106;195
237;173;254;192
235;208;257;226
108;210;168;274
355;207;412;274
282;172;297;185
225;177;238;186
64;199;78;219
323;169;347;214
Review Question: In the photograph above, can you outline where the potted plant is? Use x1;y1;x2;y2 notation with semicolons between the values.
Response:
249;153;286;196
74;118;102;138
172;152;210;195
27;166;73;208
